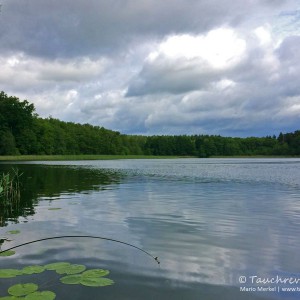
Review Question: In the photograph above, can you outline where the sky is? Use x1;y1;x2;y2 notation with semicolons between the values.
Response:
0;0;300;137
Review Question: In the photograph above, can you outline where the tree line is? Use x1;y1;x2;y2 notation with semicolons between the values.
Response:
0;91;299;157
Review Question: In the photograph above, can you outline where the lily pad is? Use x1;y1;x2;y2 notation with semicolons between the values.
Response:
8;283;38;297
60;274;82;285
0;269;21;278
82;269;110;278
22;265;45;275
44;262;71;271
55;264;86;275
7;230;20;235
25;291;56;300
60;268;114;287
0;250;16;257
80;277;114;287
0;296;20;300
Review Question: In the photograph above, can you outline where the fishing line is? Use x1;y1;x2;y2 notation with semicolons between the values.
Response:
0;235;160;265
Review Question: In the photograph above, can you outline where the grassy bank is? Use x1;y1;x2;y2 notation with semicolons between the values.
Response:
211;155;300;158
0;155;182;161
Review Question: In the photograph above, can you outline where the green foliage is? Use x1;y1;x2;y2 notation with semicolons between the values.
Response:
0;91;35;155
59;275;81;284
21;266;45;275
55;264;86;275
80;277;114;287
7;230;20;234
0;168;22;200
0;169;22;214
0;262;114;299
0;130;19;155
82;269;109;277
0;283;56;300
0;269;21;278
44;262;71;271
25;291;56;300
0;250;16;257
8;283;38;297
0;91;299;157
60;269;113;287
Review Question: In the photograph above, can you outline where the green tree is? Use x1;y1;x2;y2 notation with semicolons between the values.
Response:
0;91;36;154
0;129;19;155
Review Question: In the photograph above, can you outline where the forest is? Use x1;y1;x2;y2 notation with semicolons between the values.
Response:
0;91;299;157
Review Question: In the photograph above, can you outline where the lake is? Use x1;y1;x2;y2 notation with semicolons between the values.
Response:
1;158;300;299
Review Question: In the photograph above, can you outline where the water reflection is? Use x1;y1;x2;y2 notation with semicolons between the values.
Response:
1;159;300;300
0;163;123;226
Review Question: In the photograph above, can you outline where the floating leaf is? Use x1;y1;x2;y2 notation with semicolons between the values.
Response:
8;283;38;297
25;291;56;300
80;277;114;287
22;265;45;275
60;267;114;287
0;250;15;257
44;262;71;271
82;269;109;278
47;208;61;211
0;296;20;300
60;275;82;285
7;230;20;235
55;264;86;275
0;269;21;278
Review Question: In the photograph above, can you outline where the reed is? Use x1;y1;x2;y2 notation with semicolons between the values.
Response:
0;168;22;205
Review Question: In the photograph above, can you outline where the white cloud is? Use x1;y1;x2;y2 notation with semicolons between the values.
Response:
37;57;109;82
149;28;246;70
126;28;248;96
254;25;272;45
213;79;237;91
274;96;300;119
123;22;300;135
0;53;109;88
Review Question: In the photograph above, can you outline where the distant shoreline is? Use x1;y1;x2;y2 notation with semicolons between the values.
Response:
0;155;299;161
0;155;182;161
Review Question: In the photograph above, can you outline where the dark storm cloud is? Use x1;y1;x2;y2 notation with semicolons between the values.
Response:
0;0;294;58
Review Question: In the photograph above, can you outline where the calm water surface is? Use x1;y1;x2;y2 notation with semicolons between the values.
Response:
1;158;300;299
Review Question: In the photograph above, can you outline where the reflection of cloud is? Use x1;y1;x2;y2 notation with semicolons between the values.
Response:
125;216;247;285
88;159;300;286
4;160;300;290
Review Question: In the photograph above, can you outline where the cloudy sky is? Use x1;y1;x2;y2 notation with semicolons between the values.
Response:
1;0;300;136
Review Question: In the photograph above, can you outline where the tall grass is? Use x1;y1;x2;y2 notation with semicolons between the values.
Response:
0;168;22;204
0;168;23;226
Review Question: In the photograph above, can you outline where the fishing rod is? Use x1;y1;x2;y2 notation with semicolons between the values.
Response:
0;235;160;265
